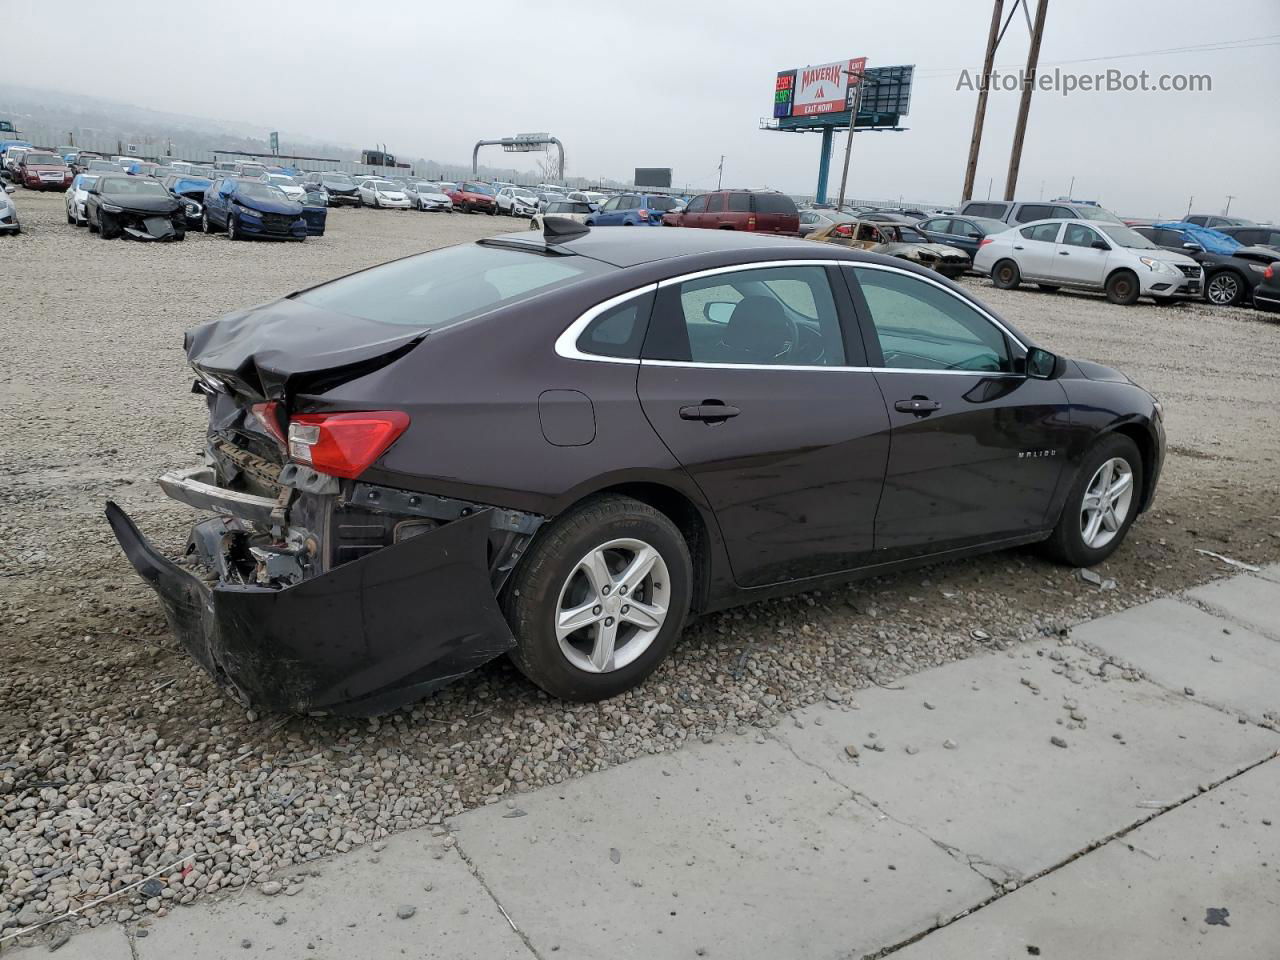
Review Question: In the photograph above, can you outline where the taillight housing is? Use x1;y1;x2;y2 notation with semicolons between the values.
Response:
1265;264;1274;281
250;401;288;448
746;215;757;231
979;236;994;247
287;411;410;479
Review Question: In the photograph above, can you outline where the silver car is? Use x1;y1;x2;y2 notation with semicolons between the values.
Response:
0;184;19;234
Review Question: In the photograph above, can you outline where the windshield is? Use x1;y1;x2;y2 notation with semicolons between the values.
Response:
101;178;169;197
1075;205;1121;222
513;188;536;199
236;181;291;202
462;182;493;195
76;175;99;189
87;161;117;172
296;243;614;327
25;153;62;165
372;181;399;192
1101;224;1158;249
268;175;297;185
187;166;212;178
321;174;353;186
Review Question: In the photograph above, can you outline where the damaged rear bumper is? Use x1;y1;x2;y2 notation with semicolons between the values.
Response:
105;501;516;716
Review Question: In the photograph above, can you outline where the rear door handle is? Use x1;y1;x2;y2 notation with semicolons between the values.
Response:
680;403;741;422
1058;250;1070;255
895;398;941;414
1013;245;1024;250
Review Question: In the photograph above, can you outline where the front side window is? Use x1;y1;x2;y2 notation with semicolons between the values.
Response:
1061;223;1102;248
684;195;708;214
852;267;1011;373
649;265;845;367
601;197;621;211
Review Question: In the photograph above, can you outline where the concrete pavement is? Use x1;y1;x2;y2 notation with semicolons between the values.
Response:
13;566;1279;959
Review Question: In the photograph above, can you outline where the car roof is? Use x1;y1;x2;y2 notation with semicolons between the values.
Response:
489;224;840;268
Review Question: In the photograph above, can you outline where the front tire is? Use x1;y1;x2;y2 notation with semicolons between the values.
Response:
1205;270;1245;307
227;214;240;240
503;495;692;701
991;259;1021;289
1105;269;1140;305
1041;434;1143;567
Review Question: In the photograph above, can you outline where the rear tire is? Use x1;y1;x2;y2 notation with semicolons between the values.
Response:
1041;434;1144;567
1105;269;1140;305
502;495;692;701
991;259;1021;289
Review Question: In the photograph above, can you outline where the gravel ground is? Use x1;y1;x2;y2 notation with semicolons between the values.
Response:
2;190;1279;944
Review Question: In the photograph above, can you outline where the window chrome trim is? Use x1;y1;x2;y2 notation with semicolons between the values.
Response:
553;283;656;365
554;257;1028;370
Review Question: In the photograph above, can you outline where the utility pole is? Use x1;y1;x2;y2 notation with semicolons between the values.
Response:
716;155;724;190
961;0;1005;203
1224;194;1236;215
836;73;867;211
1004;0;1049;200
1185;195;1193;218
1067;174;1075;199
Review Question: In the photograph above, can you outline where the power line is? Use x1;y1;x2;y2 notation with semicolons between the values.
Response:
913;33;1280;78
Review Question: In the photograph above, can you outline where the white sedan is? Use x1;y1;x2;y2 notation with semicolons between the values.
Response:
529;199;595;230
567;190;607;207
265;174;306;202
973;219;1203;305
357;179;411;209
496;186;539;218
64;173;100;226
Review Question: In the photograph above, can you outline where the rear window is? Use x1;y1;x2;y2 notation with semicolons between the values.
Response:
646;196;680;211
961;202;1007;219
753;193;798;215
296;244;613;328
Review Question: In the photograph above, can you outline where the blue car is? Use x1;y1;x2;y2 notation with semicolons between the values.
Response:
585;192;682;226
300;187;328;237
202;176;308;241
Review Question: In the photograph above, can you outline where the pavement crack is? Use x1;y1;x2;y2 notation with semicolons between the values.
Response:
1177;592;1280;644
772;732;1012;893
450;830;546;960
125;927;141;960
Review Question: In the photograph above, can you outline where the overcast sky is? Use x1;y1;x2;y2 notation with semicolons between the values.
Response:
6;0;1279;218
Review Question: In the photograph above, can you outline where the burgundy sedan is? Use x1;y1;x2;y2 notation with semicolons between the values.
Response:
108;223;1164;715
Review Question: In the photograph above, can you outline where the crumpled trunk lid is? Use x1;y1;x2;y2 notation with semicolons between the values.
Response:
185;298;425;402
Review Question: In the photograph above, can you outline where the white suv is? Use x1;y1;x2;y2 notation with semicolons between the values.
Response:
496;186;539;217
973;219;1202;305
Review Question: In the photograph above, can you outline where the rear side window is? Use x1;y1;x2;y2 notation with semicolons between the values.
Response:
962;202;1006;219
1014;204;1054;223
727;194;751;212
753;193;798;214
1020;223;1060;242
1052;206;1077;219
576;292;654;359
297;245;612;327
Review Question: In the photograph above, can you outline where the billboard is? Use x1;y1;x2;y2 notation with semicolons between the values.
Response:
634;167;672;188
774;58;867;118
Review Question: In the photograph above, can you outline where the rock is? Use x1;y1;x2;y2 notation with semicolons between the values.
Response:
49;930;71;951
16;902;43;926
923;701;936;710
844;744;860;759
240;939;252;949
824;688;842;703
140;879;163;898
1075;568;1103;587
261;881;282;896
396;905;416;920
1184;687;1195;697
1050;736;1068;749
943;739;958;750
904;745;920;755
609;848;621;864
273;915;286;926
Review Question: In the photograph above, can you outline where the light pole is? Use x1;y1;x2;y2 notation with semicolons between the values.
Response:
1224;194;1236;216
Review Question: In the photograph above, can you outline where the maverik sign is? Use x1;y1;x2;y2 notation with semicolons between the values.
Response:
774;57;868;118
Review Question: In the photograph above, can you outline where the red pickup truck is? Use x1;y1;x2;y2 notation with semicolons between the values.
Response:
662;190;799;235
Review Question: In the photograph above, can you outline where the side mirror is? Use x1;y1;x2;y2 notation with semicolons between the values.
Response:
967;231;982;239
1182;241;1202;252
1024;347;1058;380
703;302;735;324
1091;240;1109;250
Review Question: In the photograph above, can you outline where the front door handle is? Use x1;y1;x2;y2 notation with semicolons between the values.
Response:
1058;250;1070;255
895;398;941;415
680;402;741;422
1013;244;1024;250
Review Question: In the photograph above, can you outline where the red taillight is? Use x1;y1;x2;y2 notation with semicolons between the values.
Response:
747;215;757;231
1265;265;1274;281
250;401;288;448
979;236;994;247
638;208;650;220
287;411;410;479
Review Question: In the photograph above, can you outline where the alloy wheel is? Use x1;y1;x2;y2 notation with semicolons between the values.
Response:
1079;457;1134;550
1207;273;1239;305
554;538;671;674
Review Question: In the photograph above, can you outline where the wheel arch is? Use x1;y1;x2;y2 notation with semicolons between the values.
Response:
1103;265;1139;286
1099;419;1159;514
